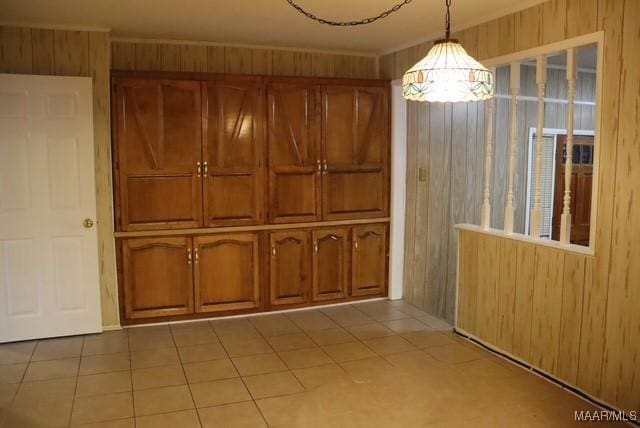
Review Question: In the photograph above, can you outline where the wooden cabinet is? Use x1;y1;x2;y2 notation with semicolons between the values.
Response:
114;79;202;231
312;228;349;301
203;78;264;226
269;230;311;306
351;224;387;296
322;86;389;220
194;233;260;313
267;82;322;223
121;237;194;319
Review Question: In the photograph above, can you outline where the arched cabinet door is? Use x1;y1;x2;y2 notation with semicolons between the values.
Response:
269;230;311;306
193;233;261;313
312;228;349;301
114;79;202;231
122;237;194;319
351;224;387;297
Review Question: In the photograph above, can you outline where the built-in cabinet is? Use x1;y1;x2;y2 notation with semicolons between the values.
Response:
113;71;390;323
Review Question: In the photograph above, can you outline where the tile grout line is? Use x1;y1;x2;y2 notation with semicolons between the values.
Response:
67;336;84;427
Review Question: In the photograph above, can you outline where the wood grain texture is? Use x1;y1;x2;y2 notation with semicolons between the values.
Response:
160;44;181;71
476;234;500;345
456;231;478;334
498;15;516;55
207;46;225;73
272;50;295;75
512;241;536;361
0;27;32;73
180;45;207;72
542;0;567;44
134;43;161;71
566;0;598;38
111;41;135;70
224;47;252;74
252;49;273;75
310;53;333;77
515;5;542;51
53;30;89;75
496;238;517;353
31;29;55;75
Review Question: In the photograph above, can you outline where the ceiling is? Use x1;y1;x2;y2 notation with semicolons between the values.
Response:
0;0;544;54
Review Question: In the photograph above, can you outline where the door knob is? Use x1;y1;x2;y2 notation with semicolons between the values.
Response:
83;218;94;228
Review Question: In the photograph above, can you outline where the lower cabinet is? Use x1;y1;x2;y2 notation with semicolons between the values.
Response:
122;237;194;319
194;234;260;313
119;223;387;322
351;224;387;296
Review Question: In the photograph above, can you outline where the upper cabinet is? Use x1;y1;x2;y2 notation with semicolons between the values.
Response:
202;78;264;226
114;79;203;231
266;82;321;223
322;86;389;220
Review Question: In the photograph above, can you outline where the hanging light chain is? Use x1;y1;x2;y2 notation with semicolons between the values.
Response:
445;0;452;40
286;0;413;27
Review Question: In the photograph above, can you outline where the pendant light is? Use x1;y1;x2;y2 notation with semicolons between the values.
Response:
402;0;494;103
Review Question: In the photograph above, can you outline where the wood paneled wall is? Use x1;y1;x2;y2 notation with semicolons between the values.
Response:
111;41;377;78
382;0;639;415
0;26;119;327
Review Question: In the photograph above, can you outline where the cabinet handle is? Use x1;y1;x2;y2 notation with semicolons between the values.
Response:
187;248;192;264
322;160;328;173
314;242;318;253
203;161;208;176
196;162;201;178
271;246;276;256
316;160;321;173
194;248;199;264
354;241;358;249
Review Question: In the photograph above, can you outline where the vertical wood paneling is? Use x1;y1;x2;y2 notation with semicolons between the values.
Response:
31;29;55;75
512;241;536;361
496;239;517;353
294;52;312;76
457;231;478;334
557;252;586;385
393;49;409;80
272;50;294;75
180;45;207;72
332;54;350;78
207;46;225;73
160;44;181;71
530;247;564;375
566;0;599;38
515;5;542;51
224;47;252;74
310;53;333;77
542;0;567;44
461;26;479;57
111;41;135;70
476;235;500;344
477;20;500;60
379;53;395;80
134;43;161;71
252;49;273;75
0;27;33;73
53;31;89;75
498;15;516;55
403;102;419;304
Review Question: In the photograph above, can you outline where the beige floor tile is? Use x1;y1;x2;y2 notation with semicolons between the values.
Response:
402;330;457;349
177;342;227;363
266;332;316;352
278;347;333;369
190;378;250;408
130;347;180;369
210;319;261;342
320;306;373;327
171;325;219;347
0;363;26;384
417;314;453;331
222;338;273;358
249;314;301;337
70;417;135;427
352;303;409;322
82;332;129;356
426;343;485;364
286;310;339;331
183;359;238;384
135;409;201;428
291;364;348;389
23;357;79;381
322;341;376;362
71;392;134;425
347;323;396;340
133;385;194;416
31;337;83;361
382;318;432;334
0;383;18;408
243;371;303;399
13;378;76;408
198;401;267;428
3;399;73;427
76;371;132;397
128;329;174;351
388;300;429;318
306;328;357;346
0;341;36;365
363;335;416;355
255;393;308;426
80;353;130;375
231;353;287;376
132;364;186;390
384;349;445;371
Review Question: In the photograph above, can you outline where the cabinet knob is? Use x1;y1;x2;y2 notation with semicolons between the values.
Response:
82;218;94;229
354;241;358;249
187;248;192;264
196;162;201;178
203;161;208;176
271;246;276;256
313;242;318;253
194;248;199;264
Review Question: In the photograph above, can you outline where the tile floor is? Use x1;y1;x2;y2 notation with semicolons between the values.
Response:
0;300;618;427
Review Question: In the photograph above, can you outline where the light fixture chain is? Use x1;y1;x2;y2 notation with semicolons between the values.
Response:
286;0;413;27
445;0;452;39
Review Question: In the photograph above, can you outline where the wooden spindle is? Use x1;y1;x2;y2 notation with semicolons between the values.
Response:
560;48;577;244
504;62;520;234
481;68;496;230
530;55;547;239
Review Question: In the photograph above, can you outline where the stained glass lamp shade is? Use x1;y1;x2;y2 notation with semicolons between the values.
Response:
402;40;494;103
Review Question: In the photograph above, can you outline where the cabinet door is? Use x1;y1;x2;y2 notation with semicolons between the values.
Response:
122;237;194;319
194;233;260;313
203;79;264;226
267;82;321;223
114;79;202;231
322;86;389;220
351;224;387;297
269;230;311;306
312;228;349;301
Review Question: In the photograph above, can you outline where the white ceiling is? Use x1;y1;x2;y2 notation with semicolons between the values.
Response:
0;0;545;54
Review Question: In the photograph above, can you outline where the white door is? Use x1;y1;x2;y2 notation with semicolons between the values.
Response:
0;74;102;342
